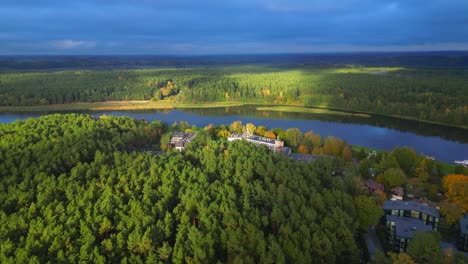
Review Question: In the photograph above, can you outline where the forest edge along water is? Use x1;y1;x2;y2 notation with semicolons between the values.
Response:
0;104;466;163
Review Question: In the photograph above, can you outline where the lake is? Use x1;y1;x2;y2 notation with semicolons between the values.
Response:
0;105;467;162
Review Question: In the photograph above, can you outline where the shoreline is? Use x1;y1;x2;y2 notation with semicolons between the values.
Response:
256;106;371;118
0;100;466;130
0;101;246;112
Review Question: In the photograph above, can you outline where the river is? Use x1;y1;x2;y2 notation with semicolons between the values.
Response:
0;105;467;162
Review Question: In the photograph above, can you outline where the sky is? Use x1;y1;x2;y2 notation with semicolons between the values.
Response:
1;0;468;55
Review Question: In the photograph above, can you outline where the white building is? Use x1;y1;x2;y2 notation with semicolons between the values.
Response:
170;132;197;151
227;132;290;154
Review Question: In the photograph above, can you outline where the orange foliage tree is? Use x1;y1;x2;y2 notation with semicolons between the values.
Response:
341;145;353;161
264;131;276;139
442;174;468;211
311;147;323;155
298;145;309;154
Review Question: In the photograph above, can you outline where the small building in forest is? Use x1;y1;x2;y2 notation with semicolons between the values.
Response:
383;200;440;253
383;200;440;230
391;187;404;200
365;180;384;194
385;215;433;252
228;132;290;154
170;132;197;151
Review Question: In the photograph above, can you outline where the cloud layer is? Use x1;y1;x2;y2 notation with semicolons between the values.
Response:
1;0;467;54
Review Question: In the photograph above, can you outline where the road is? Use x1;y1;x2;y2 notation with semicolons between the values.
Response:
363;226;384;260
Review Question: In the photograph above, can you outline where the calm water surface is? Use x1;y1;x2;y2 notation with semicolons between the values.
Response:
1;105;467;162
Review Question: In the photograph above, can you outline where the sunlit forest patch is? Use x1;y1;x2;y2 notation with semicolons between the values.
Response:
0;66;466;126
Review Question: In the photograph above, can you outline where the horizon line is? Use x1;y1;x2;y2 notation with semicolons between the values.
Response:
1;50;468;57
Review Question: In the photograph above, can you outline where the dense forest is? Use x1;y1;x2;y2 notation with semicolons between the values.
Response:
1;114;466;263
0;66;467;126
0;114;367;263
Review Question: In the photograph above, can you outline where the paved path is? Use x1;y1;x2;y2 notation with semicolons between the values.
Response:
363;226;384;260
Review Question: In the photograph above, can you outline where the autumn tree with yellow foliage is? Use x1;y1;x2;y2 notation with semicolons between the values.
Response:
442;174;468;211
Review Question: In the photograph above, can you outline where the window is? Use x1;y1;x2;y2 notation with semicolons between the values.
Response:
391;210;398;216
411;210;420;219
386;221;395;231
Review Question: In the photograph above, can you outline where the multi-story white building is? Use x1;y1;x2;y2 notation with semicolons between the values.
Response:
170;132;197;151
227;132;290;154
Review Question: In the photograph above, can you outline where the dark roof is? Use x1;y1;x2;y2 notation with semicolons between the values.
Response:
228;133;244;138
276;147;291;155
383;200;440;218
289;153;319;161
386;215;433;238
170;132;187;144
411;199;440;209
391;187;404;196
172;132;197;147
172;131;186;137
460;214;468;235
249;135;276;144
228;133;278;144
365;180;384;191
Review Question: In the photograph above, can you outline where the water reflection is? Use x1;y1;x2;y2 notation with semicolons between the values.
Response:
181;105;468;144
0;105;466;162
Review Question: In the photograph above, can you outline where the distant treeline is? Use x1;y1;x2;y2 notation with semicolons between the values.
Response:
1;65;467;126
2;52;468;71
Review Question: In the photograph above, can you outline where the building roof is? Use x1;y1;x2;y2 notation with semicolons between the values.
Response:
383;200;440;218
460;214;468;235
365;180;384;191
391;187;404;196
228;133;244;138
411;199;440;210
228;133;278;144
289;153;319;161
386;215;433;238
249;135;276;144
172;131;186;137
276;146;291;156
170;132;187;144
368;168;377;175
171;132;197;149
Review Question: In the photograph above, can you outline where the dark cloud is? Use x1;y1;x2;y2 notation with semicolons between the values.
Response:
0;0;467;54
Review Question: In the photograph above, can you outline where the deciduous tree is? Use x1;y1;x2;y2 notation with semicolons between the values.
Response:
407;231;442;264
353;195;384;230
